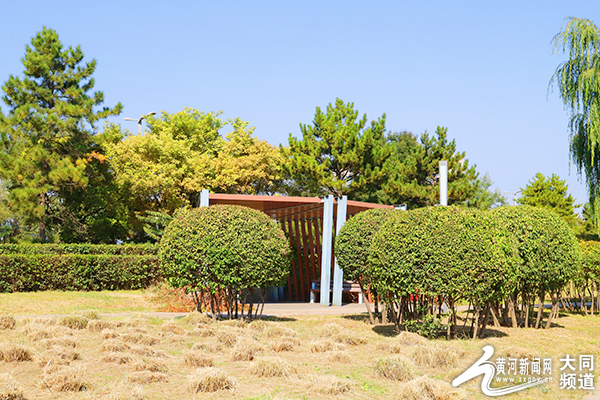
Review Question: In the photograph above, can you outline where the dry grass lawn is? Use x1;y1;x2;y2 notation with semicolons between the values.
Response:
0;298;598;399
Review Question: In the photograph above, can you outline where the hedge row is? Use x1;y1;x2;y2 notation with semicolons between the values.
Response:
0;243;158;256
0;254;161;292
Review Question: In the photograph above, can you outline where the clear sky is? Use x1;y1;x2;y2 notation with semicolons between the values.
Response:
1;1;599;208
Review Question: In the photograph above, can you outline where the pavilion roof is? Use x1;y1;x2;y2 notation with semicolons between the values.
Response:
208;193;393;220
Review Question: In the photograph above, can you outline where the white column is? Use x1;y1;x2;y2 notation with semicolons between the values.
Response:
200;189;209;207
439;161;448;206
332;195;347;306
319;195;334;306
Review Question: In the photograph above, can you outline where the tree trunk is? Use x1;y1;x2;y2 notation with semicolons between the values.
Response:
508;295;519;328
472;308;480;339
490;304;501;327
545;293;558;330
39;192;47;243
359;282;376;325
534;291;545;329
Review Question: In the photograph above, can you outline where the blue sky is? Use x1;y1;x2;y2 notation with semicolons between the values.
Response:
1;1;599;208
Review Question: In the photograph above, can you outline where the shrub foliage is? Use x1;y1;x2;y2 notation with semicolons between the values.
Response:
159;205;290;319
0;244;160;292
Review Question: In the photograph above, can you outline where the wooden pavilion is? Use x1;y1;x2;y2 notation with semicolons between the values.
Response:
198;190;393;306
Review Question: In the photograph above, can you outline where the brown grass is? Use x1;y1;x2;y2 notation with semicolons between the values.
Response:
327;350;351;363
231;340;263;361
409;345;460;369
308;374;352;395
250;357;298;377
58;316;88;330
191;342;222;353
333;331;367;345
40;365;90;392
101;328;120;340
79;310;100;320
270;338;297;352
181;311;213;326
216;330;239;347
160;321;186;335
102;339;131;353
0;344;32;362
121;332;159;346
187;367;236;393
0;316;16;331
23;324;71;341
265;325;298;338
374;355;415;381
39;337;78;349
87;319;114;332
131;358;167;373
397;375;466;400
183;350;214;367
500;347;535;360
100;352;134;365
310;339;335;353
37;346;80;367
128;371;168;384
0;373;24;400
130;345;167;358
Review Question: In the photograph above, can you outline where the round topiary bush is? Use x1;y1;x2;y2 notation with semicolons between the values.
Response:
335;208;397;283
335;208;397;323
369;206;518;337
490;205;581;328
159;205;290;318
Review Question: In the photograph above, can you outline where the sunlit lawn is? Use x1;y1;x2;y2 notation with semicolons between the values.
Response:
0;290;155;315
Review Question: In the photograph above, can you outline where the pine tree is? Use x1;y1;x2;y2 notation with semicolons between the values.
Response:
282;98;389;201
517;173;579;228
0;27;122;242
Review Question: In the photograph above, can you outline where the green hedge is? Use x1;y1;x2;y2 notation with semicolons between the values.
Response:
0;244;160;292
0;243;157;256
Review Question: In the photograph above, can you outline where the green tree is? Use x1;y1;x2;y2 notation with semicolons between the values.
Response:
551;17;600;227
0;27;122;242
282;98;389;201
381;127;481;208
517;173;579;228
159;205;290;319
105;109;285;240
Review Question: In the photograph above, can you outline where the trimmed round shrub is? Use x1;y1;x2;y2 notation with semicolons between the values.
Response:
369;206;518;307
335;208;397;284
159;205;290;292
580;240;600;284
490;205;581;296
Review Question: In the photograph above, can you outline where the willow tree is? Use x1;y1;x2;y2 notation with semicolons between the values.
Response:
551;17;600;226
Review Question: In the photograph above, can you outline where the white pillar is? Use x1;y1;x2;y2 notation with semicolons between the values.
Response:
332;195;347;306
200;189;209;207
439;161;448;206
319;195;334;306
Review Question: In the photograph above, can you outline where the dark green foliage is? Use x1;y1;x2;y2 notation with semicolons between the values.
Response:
159;205;290;317
517;173;579;228
0;243;159;292
282;98;389;201
0;243;157;255
580;240;600;284
551;17;600;226
491;206;580;296
335;208;397;282
403;314;446;339
381;127;482;208
369;206;516;307
0;27;123;243
0;254;159;293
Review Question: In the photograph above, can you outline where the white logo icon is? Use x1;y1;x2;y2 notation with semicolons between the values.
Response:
452;345;544;397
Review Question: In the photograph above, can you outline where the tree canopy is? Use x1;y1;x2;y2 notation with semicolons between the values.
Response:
282;98;389;201
0;27;123;242
517;173;579;228
380;127;491;209
551;17;600;228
